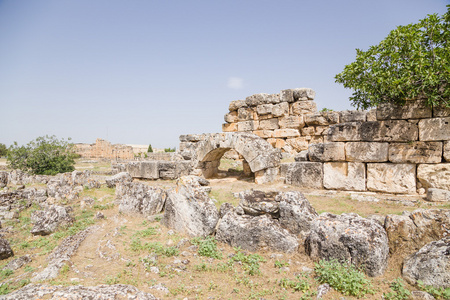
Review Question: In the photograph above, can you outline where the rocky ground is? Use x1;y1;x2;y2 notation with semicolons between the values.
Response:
0;160;448;299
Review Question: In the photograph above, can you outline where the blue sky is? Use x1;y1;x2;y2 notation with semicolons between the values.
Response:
1;0;448;148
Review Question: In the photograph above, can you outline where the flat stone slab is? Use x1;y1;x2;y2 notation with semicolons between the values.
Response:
427;188;450;202
417;163;450;190
345;142;388;162
324;162;366;191
388;142;442;163
285;162;323;189
367;163;416;194
376;100;432;120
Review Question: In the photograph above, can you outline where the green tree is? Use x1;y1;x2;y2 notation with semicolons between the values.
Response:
0;143;7;157
147;144;153;153
335;5;450;110
7;135;77;175
164;147;176;152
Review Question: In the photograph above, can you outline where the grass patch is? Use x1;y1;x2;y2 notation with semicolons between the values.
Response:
229;248;266;276
315;259;375;298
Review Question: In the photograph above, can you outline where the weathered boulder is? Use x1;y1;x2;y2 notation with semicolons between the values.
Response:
323;162;366;191
277;191;318;239
0;237;14;260
427;188;450;202
305;213;389;277
162;176;219;237
116;182;166;216
367;163;416;194
402;237;450;288
236;190;279;216
3;284;158;300
30;205;74;236
417;164;450;191
47;178;79;200
384;209;450;256
285;162;323;189
216;211;299;253
218;203;234;219
345;142;389;162
0;171;8;188
389;142;442;163
105;172;132;188
3;255;31;270
308;143;345;162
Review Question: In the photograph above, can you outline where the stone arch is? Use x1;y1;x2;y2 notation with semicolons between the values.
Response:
179;133;281;184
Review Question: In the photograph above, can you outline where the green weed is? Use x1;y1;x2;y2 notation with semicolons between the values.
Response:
191;236;222;259
383;278;411;300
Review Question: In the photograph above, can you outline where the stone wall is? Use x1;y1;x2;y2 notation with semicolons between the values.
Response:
282;99;450;195
222;88;377;154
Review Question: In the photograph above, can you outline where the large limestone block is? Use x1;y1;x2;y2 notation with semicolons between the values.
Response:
237;120;259;132
126;161;159;179
417;163;450;190
433;104;450;117
286;137;309;152
254;167;279;184
419;117;450;141
292;88;315;100
308;142;345;162
0;238;14;260
280;89;295;102
259;118;279;130
305;213;389;277
340;110;366;122
444;141;450;162
427;188;450;202
345;142;389;162
229;100;247;111
272;102;289;117
290;101;317;115
402;237;450;289
285;162;323;189
377;100;432;120
222;123;238;132
389;142;442;163
327;122;361;142
359;120;419;142
245;93;269;106
367;163;416;194
305;112;339;126
116;182;166;216
224;111;238;123
252;130;273;138
323;162;366;191
278;115;304;129
273;128;300;138
256;104;273;115
237;107;254;121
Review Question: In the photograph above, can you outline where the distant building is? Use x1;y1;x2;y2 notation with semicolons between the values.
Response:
74;138;149;160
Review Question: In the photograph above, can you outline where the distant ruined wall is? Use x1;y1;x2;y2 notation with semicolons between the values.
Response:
75;138;135;160
224;88;450;194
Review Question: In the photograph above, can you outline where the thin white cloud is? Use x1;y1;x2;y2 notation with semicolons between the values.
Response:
227;77;244;89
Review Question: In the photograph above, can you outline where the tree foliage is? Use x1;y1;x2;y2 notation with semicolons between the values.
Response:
335;6;450;110
7;135;77;175
147;144;153;153
0;144;7;157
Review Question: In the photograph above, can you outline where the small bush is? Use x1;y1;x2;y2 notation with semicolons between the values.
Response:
229;248;266;276
278;274;311;292
314;259;375;298
383;278;411;300
418;280;450;299
164;147;176;152
191;236;222;259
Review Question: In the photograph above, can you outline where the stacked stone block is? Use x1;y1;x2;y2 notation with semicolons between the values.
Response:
284;100;450;195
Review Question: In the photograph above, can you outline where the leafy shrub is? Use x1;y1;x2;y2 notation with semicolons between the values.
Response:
7;135;77;175
314;259;375;298
383;278;411;300
147;144;153;153
418;280;450;299
191;236;222;259
335;5;450;109
229;248;266;275
164;147;176;152
278;274;311;292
